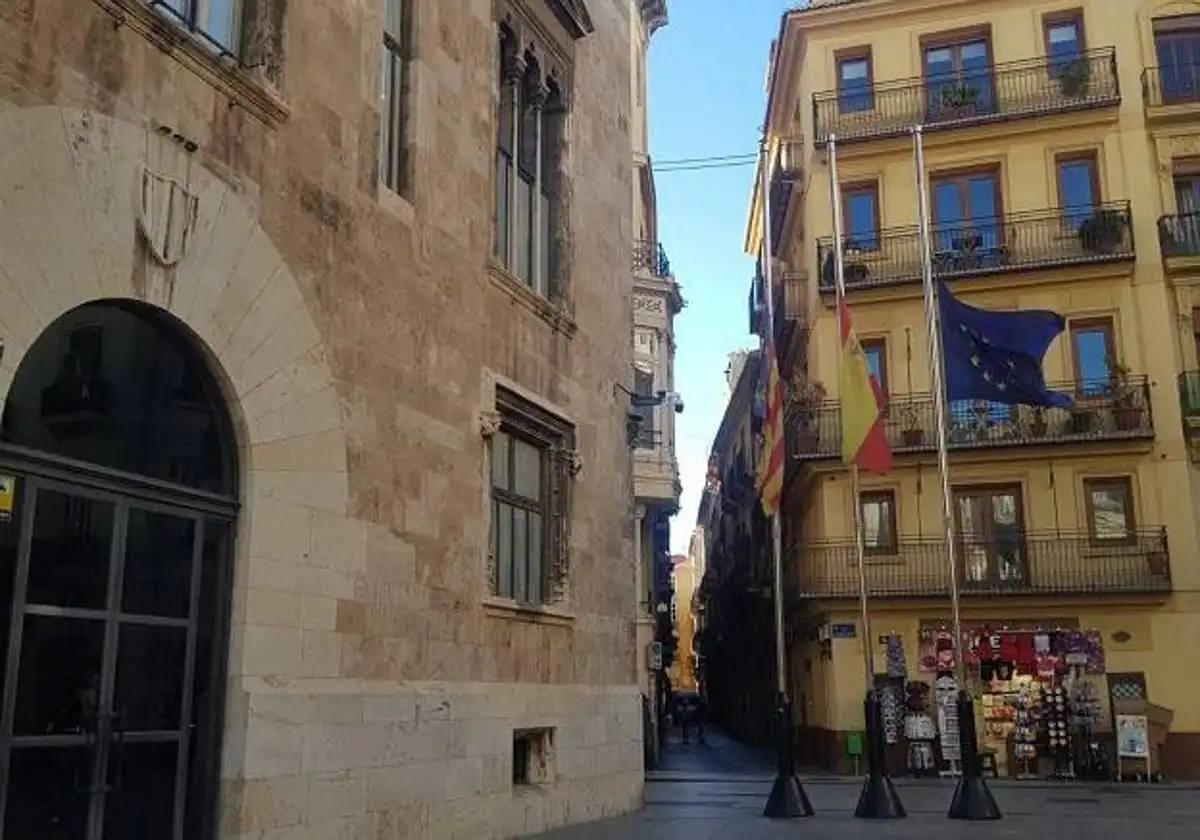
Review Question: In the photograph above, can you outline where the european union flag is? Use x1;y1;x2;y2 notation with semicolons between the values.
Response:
938;282;1073;408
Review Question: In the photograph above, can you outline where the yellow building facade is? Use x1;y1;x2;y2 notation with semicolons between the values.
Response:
753;0;1200;778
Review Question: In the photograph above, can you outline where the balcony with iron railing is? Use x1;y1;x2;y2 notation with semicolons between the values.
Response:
1143;63;1200;111
633;239;671;278
1158;212;1200;262
768;135;805;256
787;376;1154;461
790;530;1171;599
817;202;1134;292
813;48;1120;147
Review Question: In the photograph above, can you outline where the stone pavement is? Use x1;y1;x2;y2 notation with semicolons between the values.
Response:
535;727;1200;839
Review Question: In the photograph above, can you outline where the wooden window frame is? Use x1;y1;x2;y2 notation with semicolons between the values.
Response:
1055;150;1101;210
489;387;575;607
920;25;994;77
1043;9;1086;62
859;489;898;556
1083;476;1137;546
952;483;1028;586
861;337;889;396
841;180;882;251
930;164;1005;223
836;46;875;113
1069;316;1116;397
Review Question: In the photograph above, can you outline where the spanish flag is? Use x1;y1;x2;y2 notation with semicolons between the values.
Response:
758;336;786;516
839;296;892;474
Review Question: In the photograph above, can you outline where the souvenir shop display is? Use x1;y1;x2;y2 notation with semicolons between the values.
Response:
903;681;937;776
910;622;1112;780
885;633;907;679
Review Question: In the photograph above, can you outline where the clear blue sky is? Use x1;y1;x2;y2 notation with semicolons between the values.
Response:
650;1;796;554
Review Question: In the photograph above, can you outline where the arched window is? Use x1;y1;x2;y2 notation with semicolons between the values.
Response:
0;301;237;839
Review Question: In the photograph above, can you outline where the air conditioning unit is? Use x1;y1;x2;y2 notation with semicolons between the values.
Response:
647;641;663;671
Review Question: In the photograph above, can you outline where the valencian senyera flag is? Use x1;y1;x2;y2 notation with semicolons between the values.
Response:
938;281;1073;408
839;296;892;474
758;334;786;517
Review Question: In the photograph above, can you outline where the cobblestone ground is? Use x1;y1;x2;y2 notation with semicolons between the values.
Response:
535;727;1200;839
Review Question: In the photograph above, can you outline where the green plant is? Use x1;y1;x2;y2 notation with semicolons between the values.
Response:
1079;209;1126;254
1058;58;1092;98
940;83;980;110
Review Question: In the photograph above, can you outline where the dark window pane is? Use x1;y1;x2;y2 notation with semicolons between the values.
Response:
1048;21;1081;64
14;614;105;736
1060;160;1096;209
114;623;187;731
933;182;962;227
839;57;872;112
1074;328;1112;392
1;302;235;494
184;519;231;840
513;508;528;602
845;191;879;249
496;502;513;598
103;740;179;838
0;476;22;706
27;489;113;610
123;509;195;619
4;746;92;840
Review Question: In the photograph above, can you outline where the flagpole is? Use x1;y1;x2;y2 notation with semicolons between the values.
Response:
830;135;905;820
912;125;1001;821
759;136;813;820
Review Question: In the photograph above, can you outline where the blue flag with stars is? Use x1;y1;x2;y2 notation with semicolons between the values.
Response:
938;282;1073;408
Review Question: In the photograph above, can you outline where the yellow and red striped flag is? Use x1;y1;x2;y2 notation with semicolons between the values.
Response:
838;296;892;474
758;336;786;516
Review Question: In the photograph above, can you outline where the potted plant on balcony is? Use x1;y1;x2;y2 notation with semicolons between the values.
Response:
1028;405;1049;438
1108;359;1145;432
1069;404;1098;434
1147;546;1169;577
900;404;924;447
788;376;827;454
940;82;980;112
1078;207;1127;255
1058;57;1092;98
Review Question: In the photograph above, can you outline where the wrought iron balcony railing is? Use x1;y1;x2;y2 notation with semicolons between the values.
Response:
1158;212;1200;258
633;239;671;278
769;135;805;255
790;530;1171;599
787;377;1153;460
813;48;1120;147
817;202;1134;292
1143;63;1200;108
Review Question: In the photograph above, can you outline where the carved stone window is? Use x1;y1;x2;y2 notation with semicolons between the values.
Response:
493;4;584;304
488;388;575;607
147;0;246;57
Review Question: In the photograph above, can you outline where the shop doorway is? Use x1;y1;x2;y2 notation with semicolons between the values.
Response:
0;302;238;840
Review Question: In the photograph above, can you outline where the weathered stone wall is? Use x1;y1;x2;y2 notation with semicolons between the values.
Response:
0;0;639;836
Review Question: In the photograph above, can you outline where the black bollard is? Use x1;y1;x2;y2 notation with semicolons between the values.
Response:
948;690;1002;820
854;689;906;818
764;699;814;818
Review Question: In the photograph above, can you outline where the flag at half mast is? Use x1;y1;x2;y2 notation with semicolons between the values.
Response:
839;296;892;474
758;332;786;517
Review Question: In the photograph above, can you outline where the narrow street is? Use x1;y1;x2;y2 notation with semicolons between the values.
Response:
536;727;1200;839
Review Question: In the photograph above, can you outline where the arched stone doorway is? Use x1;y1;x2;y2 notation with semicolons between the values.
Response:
0;301;238;839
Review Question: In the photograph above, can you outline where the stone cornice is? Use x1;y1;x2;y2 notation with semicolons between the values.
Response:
545;0;595;39
639;0;669;36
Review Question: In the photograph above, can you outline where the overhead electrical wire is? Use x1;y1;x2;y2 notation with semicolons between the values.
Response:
655;150;759;173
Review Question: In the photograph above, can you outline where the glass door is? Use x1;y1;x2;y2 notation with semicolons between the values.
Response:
0;479;212;840
954;485;1027;589
1156;25;1200;103
925;38;995;120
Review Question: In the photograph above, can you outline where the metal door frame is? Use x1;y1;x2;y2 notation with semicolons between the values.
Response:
0;448;237;840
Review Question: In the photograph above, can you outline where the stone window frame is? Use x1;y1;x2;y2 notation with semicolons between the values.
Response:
489;1;580;331
481;383;579;614
94;0;288;127
379;0;413;198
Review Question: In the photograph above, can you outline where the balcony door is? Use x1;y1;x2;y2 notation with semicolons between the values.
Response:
954;485;1027;588
1155;16;1200;103
931;168;1003;268
925;35;995;119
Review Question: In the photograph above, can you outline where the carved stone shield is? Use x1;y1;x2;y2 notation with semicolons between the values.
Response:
138;166;198;267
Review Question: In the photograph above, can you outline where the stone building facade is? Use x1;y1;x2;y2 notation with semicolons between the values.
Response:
0;1;643;837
